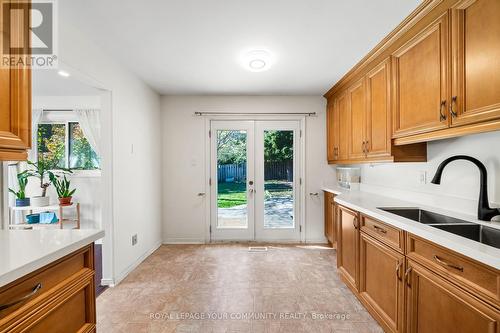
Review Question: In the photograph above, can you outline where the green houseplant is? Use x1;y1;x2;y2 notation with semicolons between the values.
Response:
8;171;30;207
27;159;72;207
50;174;76;206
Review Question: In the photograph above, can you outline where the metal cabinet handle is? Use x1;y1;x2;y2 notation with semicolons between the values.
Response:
365;140;369;154
396;261;403;280
449;96;458;118
439;100;447;121
0;283;42;311
373;225;387;234
404;267;412;287
433;255;463;272
353;217;358;230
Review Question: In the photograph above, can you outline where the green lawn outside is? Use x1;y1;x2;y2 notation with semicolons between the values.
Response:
217;182;247;208
217;181;293;208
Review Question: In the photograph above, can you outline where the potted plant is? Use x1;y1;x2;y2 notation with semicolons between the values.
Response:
27;159;71;207
8;171;30;207
50;174;76;206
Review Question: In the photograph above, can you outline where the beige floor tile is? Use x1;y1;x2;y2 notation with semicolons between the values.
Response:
96;244;380;332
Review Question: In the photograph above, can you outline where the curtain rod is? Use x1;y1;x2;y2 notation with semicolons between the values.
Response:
194;112;316;116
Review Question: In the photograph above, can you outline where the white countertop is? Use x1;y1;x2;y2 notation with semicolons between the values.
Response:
0;229;104;287
322;187;500;270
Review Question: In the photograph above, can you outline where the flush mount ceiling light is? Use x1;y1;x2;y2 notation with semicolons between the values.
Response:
241;50;273;72
57;70;70;77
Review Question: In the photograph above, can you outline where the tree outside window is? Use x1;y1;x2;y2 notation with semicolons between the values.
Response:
37;122;100;170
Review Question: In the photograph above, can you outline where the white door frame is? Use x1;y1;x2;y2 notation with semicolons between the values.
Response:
203;115;306;243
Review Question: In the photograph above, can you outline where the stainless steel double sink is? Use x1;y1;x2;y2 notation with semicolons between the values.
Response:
378;208;500;249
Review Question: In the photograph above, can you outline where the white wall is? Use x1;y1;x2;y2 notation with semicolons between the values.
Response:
58;8;162;283
357;131;500;216
161;96;335;243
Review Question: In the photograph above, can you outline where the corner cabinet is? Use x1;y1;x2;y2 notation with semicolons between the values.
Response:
0;0;32;161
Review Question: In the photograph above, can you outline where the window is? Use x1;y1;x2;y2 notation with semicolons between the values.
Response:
37;122;100;170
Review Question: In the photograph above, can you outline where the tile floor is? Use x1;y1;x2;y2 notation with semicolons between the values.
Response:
97;244;382;333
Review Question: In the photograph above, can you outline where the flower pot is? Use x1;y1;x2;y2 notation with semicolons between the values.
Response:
58;196;72;206
15;198;30;207
30;196;50;207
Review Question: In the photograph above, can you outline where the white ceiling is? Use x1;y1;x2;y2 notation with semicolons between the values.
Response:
32;69;102;96
61;0;421;95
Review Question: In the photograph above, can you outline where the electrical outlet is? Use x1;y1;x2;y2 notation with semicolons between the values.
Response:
418;171;427;184
132;234;138;246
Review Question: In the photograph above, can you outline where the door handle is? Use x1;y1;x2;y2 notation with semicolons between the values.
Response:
249;188;255;193
197;193;206;197
309;192;319;196
449;96;458;118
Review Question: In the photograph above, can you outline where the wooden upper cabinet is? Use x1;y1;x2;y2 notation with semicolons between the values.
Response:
337;92;349;161
348;78;367;160
366;59;391;158
450;0;500;127
0;0;32;161
392;13;449;138
405;260;500;333
326;100;336;162
337;205;359;293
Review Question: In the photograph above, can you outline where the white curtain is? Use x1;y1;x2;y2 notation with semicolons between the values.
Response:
74;109;101;156
28;109;43;162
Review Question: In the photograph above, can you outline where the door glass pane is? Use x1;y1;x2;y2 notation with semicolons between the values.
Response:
217;130;248;228
263;130;294;228
69;122;100;170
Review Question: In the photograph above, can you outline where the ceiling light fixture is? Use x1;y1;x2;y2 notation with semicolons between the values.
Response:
57;70;70;77
241;49;273;72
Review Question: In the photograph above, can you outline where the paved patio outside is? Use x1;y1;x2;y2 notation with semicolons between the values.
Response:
218;195;294;228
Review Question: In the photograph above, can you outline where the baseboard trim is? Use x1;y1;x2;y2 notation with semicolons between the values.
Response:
100;278;115;287
113;241;162;286
163;238;206;244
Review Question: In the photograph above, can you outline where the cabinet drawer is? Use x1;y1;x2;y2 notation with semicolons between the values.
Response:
2;271;96;333
361;215;404;252
0;245;93;318
407;233;500;308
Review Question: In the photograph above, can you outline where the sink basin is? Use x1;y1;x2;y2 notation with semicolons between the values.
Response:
379;208;473;225
433;224;500;249
379;207;500;249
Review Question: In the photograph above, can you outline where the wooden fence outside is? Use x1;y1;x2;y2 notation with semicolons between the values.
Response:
218;161;293;183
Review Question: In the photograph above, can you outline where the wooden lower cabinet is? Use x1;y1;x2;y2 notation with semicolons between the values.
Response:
359;233;405;333
335;205;500;333
337;205;359;292
405;259;500;333
0;245;96;333
324;191;336;246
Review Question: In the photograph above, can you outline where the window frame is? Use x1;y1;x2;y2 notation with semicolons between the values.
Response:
37;110;101;177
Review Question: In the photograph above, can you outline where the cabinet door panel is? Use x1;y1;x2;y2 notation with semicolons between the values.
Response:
348;79;366;160
324;191;334;244
451;0;500;126
360;233;404;333
326;100;336;162
392;14;449;137
337;205;359;292
337;92;349;161
366;59;391;158
406;260;500;333
0;0;31;159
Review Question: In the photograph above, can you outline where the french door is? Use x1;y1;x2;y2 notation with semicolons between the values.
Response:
210;120;301;241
